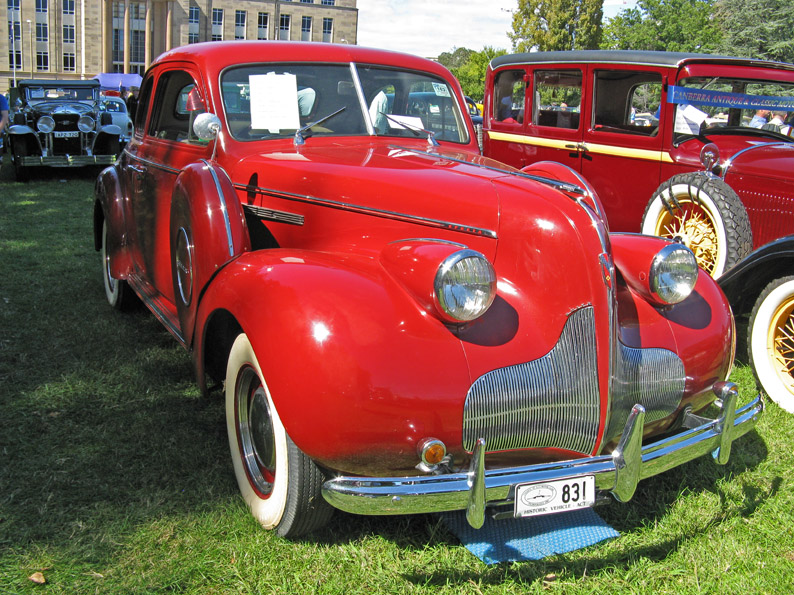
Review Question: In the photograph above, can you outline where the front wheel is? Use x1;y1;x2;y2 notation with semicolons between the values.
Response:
101;220;136;310
748;276;794;413
225;333;333;537
641;172;752;278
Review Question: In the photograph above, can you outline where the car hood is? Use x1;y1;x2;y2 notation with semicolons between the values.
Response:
724;141;794;183
231;141;515;253
30;102;94;116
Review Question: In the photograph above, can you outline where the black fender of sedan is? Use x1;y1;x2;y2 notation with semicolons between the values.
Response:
7;124;43;155
718;235;794;317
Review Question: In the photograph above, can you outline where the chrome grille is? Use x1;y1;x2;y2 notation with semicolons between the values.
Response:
462;305;687;455
463;307;601;455
606;344;685;441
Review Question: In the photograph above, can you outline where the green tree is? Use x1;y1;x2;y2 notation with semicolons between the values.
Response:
714;0;794;62
601;0;721;52
509;0;604;52
438;47;474;71
451;47;508;101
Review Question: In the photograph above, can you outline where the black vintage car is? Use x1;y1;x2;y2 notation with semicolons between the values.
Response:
6;79;121;181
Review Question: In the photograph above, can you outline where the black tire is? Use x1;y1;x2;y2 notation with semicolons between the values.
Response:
101;220;136;311
225;333;333;537
641;172;752;278
12;138;29;183
748;276;794;413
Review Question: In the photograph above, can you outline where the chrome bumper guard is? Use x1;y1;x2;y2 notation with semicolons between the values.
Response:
20;155;117;167
322;383;763;529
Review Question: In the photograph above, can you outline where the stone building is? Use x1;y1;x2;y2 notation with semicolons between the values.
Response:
2;0;358;94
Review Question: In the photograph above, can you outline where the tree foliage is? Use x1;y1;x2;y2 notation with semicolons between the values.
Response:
439;47;507;101
601;0;721;52
714;0;794;62
509;0;604;52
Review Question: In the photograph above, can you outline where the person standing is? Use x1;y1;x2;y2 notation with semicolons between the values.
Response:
126;86;139;123
0;93;10;164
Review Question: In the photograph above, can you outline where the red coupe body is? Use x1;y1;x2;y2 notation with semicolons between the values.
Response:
94;42;760;537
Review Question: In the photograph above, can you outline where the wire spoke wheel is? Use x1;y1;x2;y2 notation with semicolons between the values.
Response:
768;293;794;396
653;199;720;276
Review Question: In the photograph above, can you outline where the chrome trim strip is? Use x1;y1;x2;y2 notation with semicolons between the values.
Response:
234;183;498;239
126;272;186;348
322;391;762;528
127;153;181;175
201;159;235;258
242;203;305;226
389;144;586;195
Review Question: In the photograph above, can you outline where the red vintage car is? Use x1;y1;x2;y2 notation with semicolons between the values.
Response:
94;41;761;538
483;51;794;278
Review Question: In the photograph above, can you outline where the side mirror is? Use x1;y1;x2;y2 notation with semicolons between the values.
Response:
193;112;222;141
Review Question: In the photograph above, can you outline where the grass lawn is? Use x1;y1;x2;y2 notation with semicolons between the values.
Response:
1;164;793;594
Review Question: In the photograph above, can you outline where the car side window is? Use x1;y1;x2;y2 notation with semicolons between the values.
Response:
533;70;582;130
148;70;205;143
593;70;661;136
493;69;525;124
134;76;154;133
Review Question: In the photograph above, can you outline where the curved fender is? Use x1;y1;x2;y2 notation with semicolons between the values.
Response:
612;234;734;413
195;249;472;476
94;165;132;279
171;161;250;348
8;126;42;153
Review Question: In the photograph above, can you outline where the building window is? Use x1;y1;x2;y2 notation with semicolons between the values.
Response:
35;0;47;12
8;0;20;10
321;0;335;5
8;20;21;42
322;18;332;42
9;50;21;70
112;28;123;63
212;8;223;26
301;16;311;41
188;5;199;25
36;22;48;42
63;51;75;71
257;12;268;39
131;29;144;63
188;32;199;44
63;24;75;44
301;0;313;3
62;0;74;14
36;50;48;70
235;10;246;39
279;14;290;40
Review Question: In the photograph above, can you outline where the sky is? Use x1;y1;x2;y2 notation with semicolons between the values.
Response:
355;0;638;58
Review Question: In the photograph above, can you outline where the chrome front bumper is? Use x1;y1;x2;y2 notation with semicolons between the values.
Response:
19;155;117;167
322;383;763;529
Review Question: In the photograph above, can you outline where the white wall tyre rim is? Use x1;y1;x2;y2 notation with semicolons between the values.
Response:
226;334;289;530
642;185;727;277
750;280;794;412
102;221;120;305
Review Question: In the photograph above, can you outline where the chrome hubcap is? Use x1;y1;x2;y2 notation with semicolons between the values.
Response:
237;367;276;497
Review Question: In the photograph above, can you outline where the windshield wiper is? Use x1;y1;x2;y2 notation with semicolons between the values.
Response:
294;106;346;146
380;112;440;148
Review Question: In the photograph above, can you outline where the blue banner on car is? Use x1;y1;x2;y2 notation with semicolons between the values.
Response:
668;85;794;111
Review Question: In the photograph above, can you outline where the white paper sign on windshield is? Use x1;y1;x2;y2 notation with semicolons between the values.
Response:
674;104;708;135
387;114;425;131
249;73;300;133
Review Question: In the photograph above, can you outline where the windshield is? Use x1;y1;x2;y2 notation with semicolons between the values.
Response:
24;85;96;103
671;76;794;138
220;63;469;144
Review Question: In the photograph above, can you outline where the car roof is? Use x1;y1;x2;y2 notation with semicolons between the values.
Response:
150;41;455;81
490;50;794;73
17;78;100;88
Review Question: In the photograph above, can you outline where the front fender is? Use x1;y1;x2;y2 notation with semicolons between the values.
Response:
195;249;471;476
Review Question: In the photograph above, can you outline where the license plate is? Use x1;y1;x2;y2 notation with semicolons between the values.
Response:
514;475;595;518
54;131;79;138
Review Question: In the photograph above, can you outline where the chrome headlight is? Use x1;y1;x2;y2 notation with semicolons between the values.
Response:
434;249;496;322
78;115;95;133
650;244;698;304
37;116;56;133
